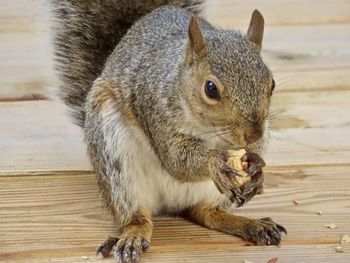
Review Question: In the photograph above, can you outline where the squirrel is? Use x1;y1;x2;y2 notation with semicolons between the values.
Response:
51;0;286;262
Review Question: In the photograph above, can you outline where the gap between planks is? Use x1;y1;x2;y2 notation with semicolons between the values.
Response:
2;162;350;177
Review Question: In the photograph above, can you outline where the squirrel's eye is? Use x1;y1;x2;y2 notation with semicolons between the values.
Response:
204;81;220;101
271;79;276;92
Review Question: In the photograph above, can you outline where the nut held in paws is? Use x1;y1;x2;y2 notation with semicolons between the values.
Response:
227;149;250;186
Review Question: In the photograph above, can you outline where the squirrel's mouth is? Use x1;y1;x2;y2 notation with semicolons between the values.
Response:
214;133;248;150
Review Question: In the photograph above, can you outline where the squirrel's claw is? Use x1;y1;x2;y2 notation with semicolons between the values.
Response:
236;168;264;207
244;217;287;246
96;236;119;257
115;235;149;263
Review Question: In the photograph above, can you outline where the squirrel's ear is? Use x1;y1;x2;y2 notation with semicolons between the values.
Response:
246;9;265;51
186;15;206;65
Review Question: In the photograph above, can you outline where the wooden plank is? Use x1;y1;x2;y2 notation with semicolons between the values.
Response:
0;101;90;173
0;0;39;33
262;25;350;92
267;127;350;166
0;0;50;96
1;90;350;173
271;89;350;129
266;90;350;165
0;32;52;97
1;244;349;263
205;0;350;26
2;0;350;30
1;0;42;22
0;18;38;34
1;165;349;262
1;7;350;97
2;0;349;29
271;69;350;93
263;25;350;55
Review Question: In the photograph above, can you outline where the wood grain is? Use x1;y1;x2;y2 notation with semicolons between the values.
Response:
2;245;350;263
205;0;350;26
0;32;53;97
1;4;350;97
1;165;349;262
3;0;350;30
262;25;350;92
1;1;350;262
1;90;350;173
267;90;350;165
0;101;90;174
0;0;51;97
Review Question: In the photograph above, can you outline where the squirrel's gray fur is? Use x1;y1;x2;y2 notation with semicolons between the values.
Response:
51;1;285;262
51;0;203;126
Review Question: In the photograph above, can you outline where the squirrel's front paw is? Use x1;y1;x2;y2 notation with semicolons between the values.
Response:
210;150;244;204
244;217;287;246
210;151;266;206
236;152;265;207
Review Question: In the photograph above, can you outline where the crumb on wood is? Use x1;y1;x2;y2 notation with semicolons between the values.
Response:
341;234;350;244
292;200;299;205
324;223;337;229
317;211;323;215
335;246;344;253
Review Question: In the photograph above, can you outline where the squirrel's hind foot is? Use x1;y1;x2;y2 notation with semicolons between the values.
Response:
97;235;150;262
115;235;150;263
97;209;153;262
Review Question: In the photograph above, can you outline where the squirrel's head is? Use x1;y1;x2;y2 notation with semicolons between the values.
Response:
180;10;274;149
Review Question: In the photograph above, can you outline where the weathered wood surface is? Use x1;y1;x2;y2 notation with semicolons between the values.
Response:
1;166;350;262
1;2;350;97
205;0;350;26
3;25;350;97
0;101;89;173
1;92;349;173
1;0;350;262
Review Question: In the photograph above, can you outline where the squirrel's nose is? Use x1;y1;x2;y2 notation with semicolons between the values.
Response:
244;126;263;145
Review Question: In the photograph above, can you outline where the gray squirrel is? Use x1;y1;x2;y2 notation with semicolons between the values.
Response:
51;1;286;262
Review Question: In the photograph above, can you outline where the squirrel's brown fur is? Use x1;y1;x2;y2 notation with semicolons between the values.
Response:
51;1;285;262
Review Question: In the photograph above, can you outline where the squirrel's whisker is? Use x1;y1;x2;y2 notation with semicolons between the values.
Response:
270;60;291;74
270;130;331;152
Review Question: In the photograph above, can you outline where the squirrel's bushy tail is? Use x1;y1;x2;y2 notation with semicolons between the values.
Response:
51;0;202;126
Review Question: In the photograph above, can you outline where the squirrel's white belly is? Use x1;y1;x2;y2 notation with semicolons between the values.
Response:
118;122;226;215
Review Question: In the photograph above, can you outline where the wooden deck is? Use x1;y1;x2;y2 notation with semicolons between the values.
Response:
1;1;350;262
